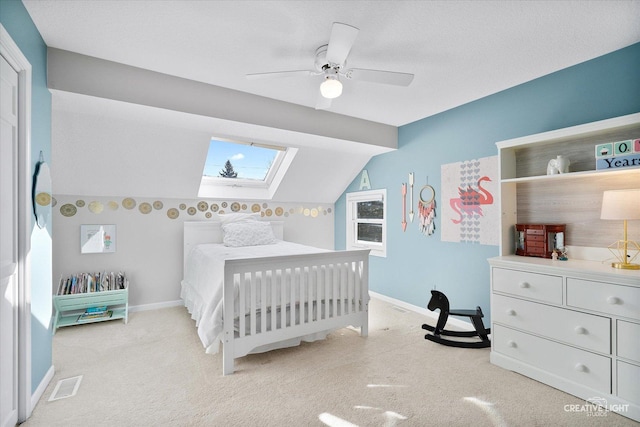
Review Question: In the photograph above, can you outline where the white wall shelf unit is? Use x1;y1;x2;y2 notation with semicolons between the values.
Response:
490;113;640;422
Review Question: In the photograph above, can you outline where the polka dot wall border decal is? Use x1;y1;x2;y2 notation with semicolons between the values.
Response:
167;208;179;219
54;197;333;223
122;198;136;210
88;201;104;214
60;204;77;217
139;202;152;214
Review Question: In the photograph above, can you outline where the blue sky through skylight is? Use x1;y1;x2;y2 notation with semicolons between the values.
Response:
203;139;278;180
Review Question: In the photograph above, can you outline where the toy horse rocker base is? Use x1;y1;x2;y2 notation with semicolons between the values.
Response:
422;290;491;349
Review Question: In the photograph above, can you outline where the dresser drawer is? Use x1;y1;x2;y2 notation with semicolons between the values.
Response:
567;278;640;320
493;325;611;394
493;294;610;354
617;320;640;363
492;268;562;304
617;361;640;405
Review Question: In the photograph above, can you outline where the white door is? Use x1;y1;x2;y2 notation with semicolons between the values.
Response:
0;53;19;427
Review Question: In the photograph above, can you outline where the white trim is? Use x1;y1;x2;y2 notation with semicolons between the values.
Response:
129;299;183;313
1;23;34;422
31;366;54;409
496;112;640;149
369;291;474;331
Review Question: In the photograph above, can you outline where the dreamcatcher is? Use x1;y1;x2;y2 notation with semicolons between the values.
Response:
418;185;436;236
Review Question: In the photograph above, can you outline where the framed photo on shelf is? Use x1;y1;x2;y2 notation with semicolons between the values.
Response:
80;224;116;254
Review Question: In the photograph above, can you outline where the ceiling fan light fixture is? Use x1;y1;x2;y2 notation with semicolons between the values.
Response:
320;76;342;99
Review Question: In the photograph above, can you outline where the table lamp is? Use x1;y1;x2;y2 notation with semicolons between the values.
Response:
600;189;640;269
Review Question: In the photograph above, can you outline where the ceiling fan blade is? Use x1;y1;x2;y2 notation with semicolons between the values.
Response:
315;92;333;110
325;22;359;65
347;68;414;86
246;70;313;80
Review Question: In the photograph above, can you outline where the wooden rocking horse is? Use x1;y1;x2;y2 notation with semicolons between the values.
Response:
421;290;491;348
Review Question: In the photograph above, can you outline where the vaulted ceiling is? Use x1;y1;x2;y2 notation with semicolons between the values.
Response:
22;0;640;202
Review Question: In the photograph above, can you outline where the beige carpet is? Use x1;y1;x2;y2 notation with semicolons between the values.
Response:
24;298;635;426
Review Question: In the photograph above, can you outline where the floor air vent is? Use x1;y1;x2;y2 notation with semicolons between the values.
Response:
48;375;83;402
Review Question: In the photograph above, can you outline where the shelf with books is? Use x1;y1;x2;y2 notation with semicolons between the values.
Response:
53;272;129;333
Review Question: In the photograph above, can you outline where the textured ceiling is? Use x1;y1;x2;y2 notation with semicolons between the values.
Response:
23;0;640;126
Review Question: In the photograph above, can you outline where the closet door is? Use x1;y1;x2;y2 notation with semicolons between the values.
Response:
0;53;19;427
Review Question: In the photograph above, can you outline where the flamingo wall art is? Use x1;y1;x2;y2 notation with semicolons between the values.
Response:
441;156;499;245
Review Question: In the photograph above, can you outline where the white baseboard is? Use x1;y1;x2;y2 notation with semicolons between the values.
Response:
31;364;54;415
128;299;183;313
369;291;474;331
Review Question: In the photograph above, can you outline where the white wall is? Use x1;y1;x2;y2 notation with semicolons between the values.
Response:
52;195;334;308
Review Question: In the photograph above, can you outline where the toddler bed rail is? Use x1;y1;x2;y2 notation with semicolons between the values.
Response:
222;249;370;374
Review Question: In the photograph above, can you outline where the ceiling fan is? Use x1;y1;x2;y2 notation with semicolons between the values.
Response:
246;22;414;110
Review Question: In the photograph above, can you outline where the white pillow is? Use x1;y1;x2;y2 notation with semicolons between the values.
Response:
218;212;261;224
222;221;277;247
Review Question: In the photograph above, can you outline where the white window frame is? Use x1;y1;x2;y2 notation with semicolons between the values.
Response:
346;189;386;257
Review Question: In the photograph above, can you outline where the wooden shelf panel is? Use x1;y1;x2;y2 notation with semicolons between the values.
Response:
501;165;640;183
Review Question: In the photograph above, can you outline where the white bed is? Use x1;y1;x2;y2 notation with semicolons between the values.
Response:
181;219;370;375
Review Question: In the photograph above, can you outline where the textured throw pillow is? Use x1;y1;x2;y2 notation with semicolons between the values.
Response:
218;212;261;225
222;221;277;247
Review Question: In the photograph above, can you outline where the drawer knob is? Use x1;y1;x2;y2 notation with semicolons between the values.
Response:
606;296;620;305
519;282;530;289
574;363;588;373
506;309;516;316
507;340;517;348
574;326;587;335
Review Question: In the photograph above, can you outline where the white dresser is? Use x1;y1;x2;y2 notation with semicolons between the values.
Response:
490;113;640;422
489;256;640;421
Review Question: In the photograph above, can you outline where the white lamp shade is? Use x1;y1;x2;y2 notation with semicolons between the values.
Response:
600;189;640;220
320;77;342;99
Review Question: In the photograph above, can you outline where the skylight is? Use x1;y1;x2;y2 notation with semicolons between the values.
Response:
198;137;297;199
203;138;283;181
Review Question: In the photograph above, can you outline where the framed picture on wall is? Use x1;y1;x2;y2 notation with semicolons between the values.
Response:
80;224;116;254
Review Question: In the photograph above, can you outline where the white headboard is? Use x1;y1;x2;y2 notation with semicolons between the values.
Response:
183;220;284;272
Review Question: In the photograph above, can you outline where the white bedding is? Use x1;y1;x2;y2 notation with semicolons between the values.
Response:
181;240;330;354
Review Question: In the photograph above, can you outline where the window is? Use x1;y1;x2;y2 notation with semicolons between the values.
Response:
346;189;386;257
202;138;286;184
198;137;297;199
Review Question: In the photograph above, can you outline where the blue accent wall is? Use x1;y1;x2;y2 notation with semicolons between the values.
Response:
0;0;53;394
336;42;640;323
